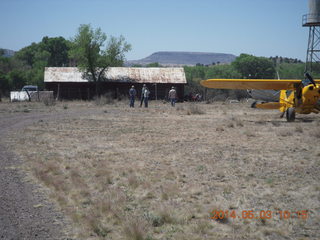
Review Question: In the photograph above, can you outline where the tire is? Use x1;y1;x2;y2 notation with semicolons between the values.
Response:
286;108;295;122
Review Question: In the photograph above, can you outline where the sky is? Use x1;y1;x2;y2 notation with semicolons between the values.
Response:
0;0;309;61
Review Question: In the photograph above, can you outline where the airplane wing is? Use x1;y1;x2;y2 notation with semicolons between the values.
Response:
200;79;303;90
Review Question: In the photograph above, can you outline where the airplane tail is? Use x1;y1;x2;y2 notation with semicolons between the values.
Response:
255;90;288;111
256;102;282;109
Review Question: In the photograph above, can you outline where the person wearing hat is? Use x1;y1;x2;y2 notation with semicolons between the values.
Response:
168;86;177;107
129;85;136;107
140;84;147;107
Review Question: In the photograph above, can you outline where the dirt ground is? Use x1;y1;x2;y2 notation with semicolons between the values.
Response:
0;99;319;240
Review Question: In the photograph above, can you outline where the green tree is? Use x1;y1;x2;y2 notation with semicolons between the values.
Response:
0;49;18;95
15;42;40;67
0;52;11;73
41;36;71;67
16;37;70;68
0;71;9;99
184;65;207;82
204;64;245;100
278;63;305;79
8;70;27;90
146;62;163;67
205;64;241;79
70;24;131;96
232;54;275;79
131;64;143;67
13;36;71;88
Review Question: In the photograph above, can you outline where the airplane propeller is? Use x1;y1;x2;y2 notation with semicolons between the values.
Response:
305;72;317;87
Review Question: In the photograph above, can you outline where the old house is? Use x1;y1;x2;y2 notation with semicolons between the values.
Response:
44;67;187;100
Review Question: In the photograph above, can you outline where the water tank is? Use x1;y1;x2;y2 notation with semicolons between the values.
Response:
304;0;320;25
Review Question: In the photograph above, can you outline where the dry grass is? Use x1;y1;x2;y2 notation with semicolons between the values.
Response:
186;103;205;115
123;217;149;240
3;100;320;239
94;92;115;105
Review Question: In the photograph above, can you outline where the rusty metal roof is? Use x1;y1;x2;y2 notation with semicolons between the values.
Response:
44;67;186;84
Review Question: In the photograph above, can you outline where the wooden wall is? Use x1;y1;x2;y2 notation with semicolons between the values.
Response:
45;82;185;101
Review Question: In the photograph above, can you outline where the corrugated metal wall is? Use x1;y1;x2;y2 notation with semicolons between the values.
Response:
44;67;186;100
44;67;186;84
45;81;185;100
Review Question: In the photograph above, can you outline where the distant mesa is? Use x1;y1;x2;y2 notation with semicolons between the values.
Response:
1;48;236;66
126;51;237;66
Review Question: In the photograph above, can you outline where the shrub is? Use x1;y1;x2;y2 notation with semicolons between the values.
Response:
43;96;55;106
94;92;114;105
186;104;205;115
123;217;148;240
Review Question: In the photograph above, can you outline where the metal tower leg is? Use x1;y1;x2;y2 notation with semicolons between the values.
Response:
305;26;320;73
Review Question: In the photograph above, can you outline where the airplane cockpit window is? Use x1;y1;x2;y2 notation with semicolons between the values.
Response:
286;90;292;98
302;78;312;86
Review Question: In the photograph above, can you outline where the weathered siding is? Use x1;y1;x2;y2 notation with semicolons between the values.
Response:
45;82;184;100
44;67;186;100
44;67;186;84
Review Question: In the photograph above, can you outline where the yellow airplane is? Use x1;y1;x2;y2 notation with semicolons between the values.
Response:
200;73;320;122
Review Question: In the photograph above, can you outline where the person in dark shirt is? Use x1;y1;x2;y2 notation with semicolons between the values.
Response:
129;85;137;107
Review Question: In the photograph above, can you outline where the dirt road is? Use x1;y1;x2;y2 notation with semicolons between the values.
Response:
0;112;69;239
0;101;104;239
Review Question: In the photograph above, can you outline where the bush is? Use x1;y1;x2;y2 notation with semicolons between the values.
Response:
43;96;55;106
94;92;114;105
186;104;205;115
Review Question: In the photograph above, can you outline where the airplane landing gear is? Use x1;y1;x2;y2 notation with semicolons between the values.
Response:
286;108;295;122
280;111;285;118
251;101;257;108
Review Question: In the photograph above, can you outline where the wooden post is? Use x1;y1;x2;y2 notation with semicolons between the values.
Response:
204;88;207;101
155;83;157;100
116;87;119;100
56;83;60;101
25;89;31;102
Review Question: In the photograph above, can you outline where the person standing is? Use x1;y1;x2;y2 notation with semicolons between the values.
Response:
140;84;147;107
168;86;177;107
143;87;150;108
129;85;136;107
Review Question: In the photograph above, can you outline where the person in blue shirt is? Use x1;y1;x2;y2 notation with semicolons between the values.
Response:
129;85;137;107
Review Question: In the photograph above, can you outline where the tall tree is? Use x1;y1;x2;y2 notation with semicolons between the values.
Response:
70;24;131;96
232;54;275;79
13;36;71;88
41;36;71;67
205;64;241;79
15;37;71;68
0;53;9;98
